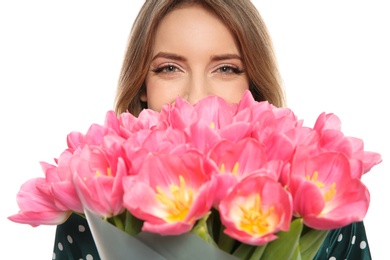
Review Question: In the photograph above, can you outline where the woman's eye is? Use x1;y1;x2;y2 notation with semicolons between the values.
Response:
152;65;179;73
216;66;244;74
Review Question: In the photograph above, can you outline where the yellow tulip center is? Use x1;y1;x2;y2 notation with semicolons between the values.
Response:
155;175;194;223
86;168;111;181
220;162;239;175
238;194;275;235
306;171;337;202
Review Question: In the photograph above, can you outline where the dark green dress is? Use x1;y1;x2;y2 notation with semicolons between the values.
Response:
53;213;100;260
52;213;371;260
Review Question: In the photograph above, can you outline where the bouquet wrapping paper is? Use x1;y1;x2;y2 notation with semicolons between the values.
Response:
85;209;238;259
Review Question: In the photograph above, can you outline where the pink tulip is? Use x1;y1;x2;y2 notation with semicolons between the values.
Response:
192;95;236;129
166;94;236;129
8;178;71;226
42;157;84;213
139;127;188;154
219;174;293;246
164;95;240;140
122;151;217;235
117;109;163;139
121;127;189;174
159;97;197;130
208;138;277;205
314;112;382;176
185;120;222;154
66;123;116;153
71;140;127;218
9;147;86;227
235;89;258;113
289;148;370;229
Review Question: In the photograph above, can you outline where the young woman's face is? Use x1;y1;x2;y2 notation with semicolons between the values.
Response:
142;5;250;111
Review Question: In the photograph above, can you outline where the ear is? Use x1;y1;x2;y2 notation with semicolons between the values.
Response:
140;92;147;102
139;86;147;102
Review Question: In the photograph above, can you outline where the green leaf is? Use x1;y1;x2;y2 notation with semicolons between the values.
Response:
299;227;329;260
232;243;256;260
260;218;303;260
292;244;302;260
248;244;267;260
218;228;237;253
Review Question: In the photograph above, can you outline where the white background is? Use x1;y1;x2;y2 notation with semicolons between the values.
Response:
1;1;388;259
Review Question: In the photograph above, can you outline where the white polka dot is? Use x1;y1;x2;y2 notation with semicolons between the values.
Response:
67;235;73;244
360;241;367;249
79;225;86;232
326;248;329;253
57;242;63;251
351;235;356;244
337;234;343;242
329;257;336;260
52;252;56;259
86;254;94;260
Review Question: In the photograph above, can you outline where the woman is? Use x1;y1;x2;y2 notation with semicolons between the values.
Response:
53;1;371;259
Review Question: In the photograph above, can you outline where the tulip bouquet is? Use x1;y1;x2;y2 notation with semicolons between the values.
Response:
9;90;381;259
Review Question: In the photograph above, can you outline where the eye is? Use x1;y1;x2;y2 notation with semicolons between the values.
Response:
151;64;181;73
216;65;244;74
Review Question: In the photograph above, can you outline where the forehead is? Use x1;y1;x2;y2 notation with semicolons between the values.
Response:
152;5;240;55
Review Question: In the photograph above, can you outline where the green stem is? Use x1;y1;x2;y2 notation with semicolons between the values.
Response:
191;212;217;246
112;215;124;231
124;210;143;236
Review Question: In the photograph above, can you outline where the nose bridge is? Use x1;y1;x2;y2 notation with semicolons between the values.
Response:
187;72;208;105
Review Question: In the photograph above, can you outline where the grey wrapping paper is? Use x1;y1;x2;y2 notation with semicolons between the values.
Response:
85;209;239;260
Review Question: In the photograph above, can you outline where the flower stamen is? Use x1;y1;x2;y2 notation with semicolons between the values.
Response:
232;162;239;176
219;162;239;175
238;194;274;235
306;171;337;202
155;175;194;223
324;182;336;202
220;163;226;174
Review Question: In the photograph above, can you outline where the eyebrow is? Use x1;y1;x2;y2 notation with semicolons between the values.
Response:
210;54;243;61
151;52;243;62
152;52;186;61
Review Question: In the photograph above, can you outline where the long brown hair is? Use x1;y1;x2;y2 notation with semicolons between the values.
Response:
114;0;285;116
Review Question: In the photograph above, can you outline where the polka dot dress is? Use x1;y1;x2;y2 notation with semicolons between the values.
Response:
314;221;371;260
52;213;100;260
53;214;371;260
